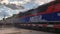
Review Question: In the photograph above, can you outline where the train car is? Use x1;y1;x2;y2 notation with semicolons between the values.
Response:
15;1;60;33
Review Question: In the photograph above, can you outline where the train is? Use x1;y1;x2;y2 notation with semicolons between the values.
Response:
15;1;60;33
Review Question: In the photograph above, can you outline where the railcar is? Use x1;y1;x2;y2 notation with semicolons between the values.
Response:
15;1;60;33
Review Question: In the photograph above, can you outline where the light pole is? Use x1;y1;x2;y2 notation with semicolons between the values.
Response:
2;12;6;28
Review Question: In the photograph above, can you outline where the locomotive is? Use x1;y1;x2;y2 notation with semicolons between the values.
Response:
15;1;60;33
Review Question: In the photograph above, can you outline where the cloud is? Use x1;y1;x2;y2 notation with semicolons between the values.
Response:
9;0;31;4
35;0;54;5
0;4;12;17
4;3;24;10
23;2;39;10
1;0;53;10
1;0;9;4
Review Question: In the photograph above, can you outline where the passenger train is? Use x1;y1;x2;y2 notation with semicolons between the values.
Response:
15;1;60;33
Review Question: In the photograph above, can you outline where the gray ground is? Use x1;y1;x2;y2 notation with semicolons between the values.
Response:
0;26;56;34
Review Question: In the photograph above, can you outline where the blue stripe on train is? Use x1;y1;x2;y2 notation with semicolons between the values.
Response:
18;16;30;23
42;11;60;21
18;11;60;22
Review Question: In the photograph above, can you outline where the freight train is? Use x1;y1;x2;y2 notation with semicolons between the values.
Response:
15;1;60;33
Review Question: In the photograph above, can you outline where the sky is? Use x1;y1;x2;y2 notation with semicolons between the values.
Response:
0;0;53;20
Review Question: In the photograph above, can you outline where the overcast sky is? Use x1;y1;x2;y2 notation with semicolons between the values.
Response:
0;0;53;20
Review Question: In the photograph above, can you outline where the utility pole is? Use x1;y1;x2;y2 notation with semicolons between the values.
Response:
2;12;6;28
